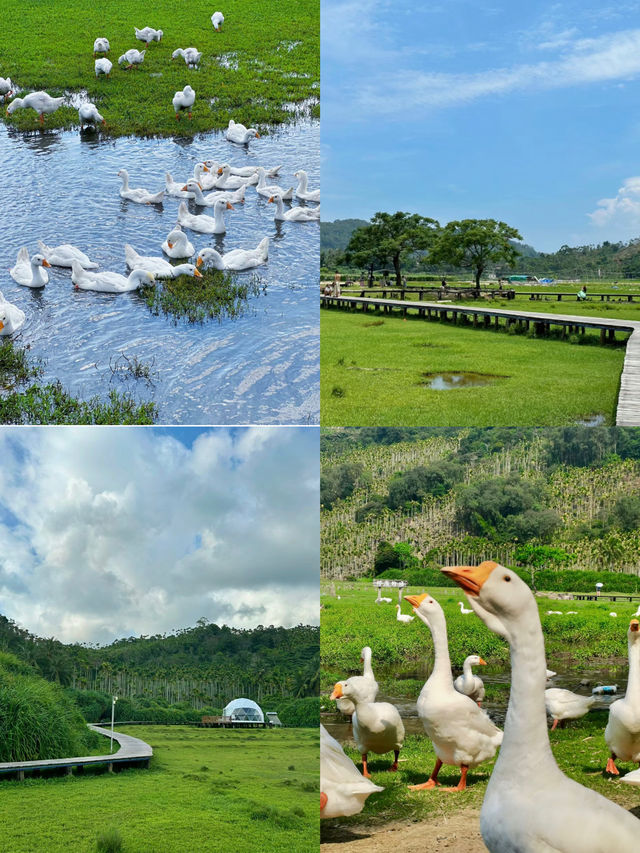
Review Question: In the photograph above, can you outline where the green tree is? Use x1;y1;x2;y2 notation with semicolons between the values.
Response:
346;211;439;287
429;219;522;290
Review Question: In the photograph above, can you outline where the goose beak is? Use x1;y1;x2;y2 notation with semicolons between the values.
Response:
226;202;234;210
42;259;51;268
442;561;498;596
197;182;203;189
267;196;274;203
181;185;188;191
255;133;261;138
217;167;223;175
203;165;210;173
167;241;174;249
478;658;487;665
194;268;203;278
0;321;4;331
196;256;203;267
631;620;639;632
147;272;155;282
404;593;427;609
330;683;343;700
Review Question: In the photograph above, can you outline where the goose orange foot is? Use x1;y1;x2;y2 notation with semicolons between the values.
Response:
408;779;439;790
605;757;619;775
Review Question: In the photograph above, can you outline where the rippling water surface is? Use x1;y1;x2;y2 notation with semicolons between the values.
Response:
0;120;319;424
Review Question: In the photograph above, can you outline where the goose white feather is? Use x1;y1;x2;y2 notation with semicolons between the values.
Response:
93;38;110;56
268;194;320;222
214;164;250;190
334;646;379;717
165;172;197;199
171;48;202;68
225;119;260;145
294;169;320;202
454;655;487;705
458;601;473;615
177;200;233;234
78;103;105;127
117;169;164;204
71;260;153;293
94;58;112;78
135;27;162;45
0;292;25;336
124;245;203;279
10;248;50;288
172;86;195;120
182;180;246;206
118;49;146;69
196;237;269;271
0;78;14;100
255;167;293;199
605;619;640;774
444;560;640;851
320;725;383;819
37;240;97;269
6;92;64;124
161;226;195;259
211;11;224;31
396;604;414;623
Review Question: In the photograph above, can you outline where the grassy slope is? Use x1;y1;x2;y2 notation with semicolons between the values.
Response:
1;0;319;136
320;310;625;426
0;726;319;852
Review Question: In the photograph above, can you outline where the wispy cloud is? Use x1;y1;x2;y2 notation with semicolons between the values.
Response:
588;177;640;227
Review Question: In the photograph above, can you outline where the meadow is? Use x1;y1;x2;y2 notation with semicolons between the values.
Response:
320;309;625;426
1;0;319;136
0;726;319;852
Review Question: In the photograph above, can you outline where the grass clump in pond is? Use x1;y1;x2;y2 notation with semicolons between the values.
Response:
0;651;100;763
0;0;319;137
141;269;263;324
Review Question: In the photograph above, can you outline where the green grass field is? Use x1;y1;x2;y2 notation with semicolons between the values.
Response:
0;726;319;852
320;309;625;426
1;0;319;136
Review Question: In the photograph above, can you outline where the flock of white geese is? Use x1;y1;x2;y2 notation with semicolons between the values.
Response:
322;562;640;850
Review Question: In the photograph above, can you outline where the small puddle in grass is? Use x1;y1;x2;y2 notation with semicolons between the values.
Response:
421;371;506;389
576;414;606;426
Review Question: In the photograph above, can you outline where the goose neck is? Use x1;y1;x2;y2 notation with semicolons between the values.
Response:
626;637;640;700
424;610;453;685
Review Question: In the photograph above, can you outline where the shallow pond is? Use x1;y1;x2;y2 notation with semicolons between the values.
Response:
0;120;319;423
421;371;505;390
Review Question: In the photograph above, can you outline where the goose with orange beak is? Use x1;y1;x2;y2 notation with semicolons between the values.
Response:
443;561;640;851
403;591;502;792
329;680;404;778
454;655;487;706
605;618;640;775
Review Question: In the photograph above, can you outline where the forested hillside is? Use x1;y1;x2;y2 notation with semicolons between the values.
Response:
321;428;640;580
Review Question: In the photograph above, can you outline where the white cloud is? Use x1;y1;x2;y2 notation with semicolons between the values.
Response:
0;428;319;644
588;177;640;227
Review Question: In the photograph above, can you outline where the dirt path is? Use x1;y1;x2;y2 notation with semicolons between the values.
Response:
321;809;487;852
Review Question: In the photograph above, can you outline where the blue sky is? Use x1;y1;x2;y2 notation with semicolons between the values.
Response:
322;0;640;251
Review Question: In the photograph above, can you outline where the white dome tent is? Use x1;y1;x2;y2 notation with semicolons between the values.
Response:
223;698;265;725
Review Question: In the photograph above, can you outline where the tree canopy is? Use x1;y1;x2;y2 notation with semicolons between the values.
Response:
428;219;523;288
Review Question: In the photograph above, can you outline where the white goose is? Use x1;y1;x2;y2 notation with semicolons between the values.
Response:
177;200;232;234
214;164;249;190
268;194;320;222
605;619;640;775
294;169;320;202
165;172;197;199
320;725;384;819
182;180;245;207
0;77;14;101
124;246;203;280
211;11;224;31
330;679;404;778
454;655;487;706
134;26;162;46
78;103;105;128
93;37;110;56
10;248;50;288
192;162;217;190
404;592;502;791
225;119;260;144
458;601;473;615
334;646;379;717
204;160;282;178
171;47;202;68
118;49;146;69
255;167;293;199
94;58;112;78
117;169;164;204
196;238;269;271
71;260;153;293
545;688;594;730
0;293;26;336
443;560;640;852
172;85;195;120
161;226;195;259
37;240;97;269
396;604;414;624
6;92;64;125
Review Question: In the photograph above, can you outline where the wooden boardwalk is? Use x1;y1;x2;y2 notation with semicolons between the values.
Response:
321;294;640;426
0;725;152;780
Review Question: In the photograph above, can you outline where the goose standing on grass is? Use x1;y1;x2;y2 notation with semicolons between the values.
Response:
78;103;105;129
117;169;164;204
182;179;246;206
332;646;379;717
10;248;50;288
255;167;293;199
294;169;320;202
268;194;320;222
605;619;640;775
37;240;97;269
0;78;14;101
171;48;202;68
454;655;487;706
321;725;384;819
196;238;269;271
93;37;110;57
404;592;502;791
118;49;146;70
458;601;473;615
71;260;154;293
0;293;25;336
396;604;414;623
6;92;64;125
165;172;198;198
172;85;195;120
225;119;260;144
211;11;224;31
177;200;233;234
545;688;594;730
161;226;194;259
135;26;162;46
94;58;112;78
443;560;640;851
330;680;404;777
124;245;203;280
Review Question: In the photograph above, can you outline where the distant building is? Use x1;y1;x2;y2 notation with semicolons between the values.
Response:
266;711;282;727
222;698;264;724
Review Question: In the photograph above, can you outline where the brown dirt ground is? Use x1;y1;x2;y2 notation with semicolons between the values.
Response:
321;809;487;852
